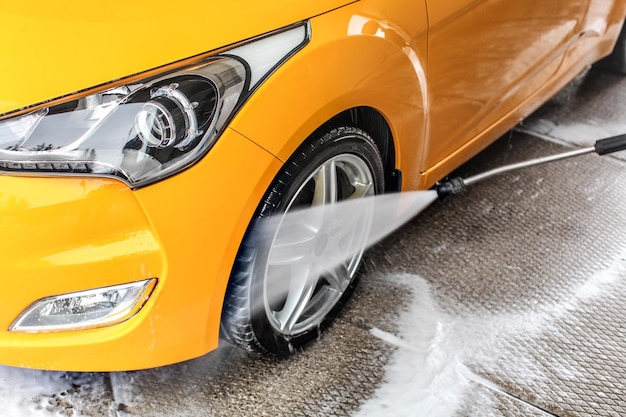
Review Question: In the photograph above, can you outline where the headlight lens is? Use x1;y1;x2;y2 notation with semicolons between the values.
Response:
0;23;308;187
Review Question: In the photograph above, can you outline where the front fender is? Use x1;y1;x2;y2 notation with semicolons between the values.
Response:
230;0;429;190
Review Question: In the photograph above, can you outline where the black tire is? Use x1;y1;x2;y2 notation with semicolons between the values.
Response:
221;126;385;355
595;21;626;74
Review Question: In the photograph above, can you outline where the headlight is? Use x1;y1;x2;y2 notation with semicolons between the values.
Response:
10;279;157;332
0;23;309;187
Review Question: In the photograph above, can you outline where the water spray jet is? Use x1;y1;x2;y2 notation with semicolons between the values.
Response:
260;134;626;290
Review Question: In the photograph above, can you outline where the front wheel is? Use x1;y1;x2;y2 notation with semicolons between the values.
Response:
221;126;385;355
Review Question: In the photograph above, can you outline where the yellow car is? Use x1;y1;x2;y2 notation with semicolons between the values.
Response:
1;1;625;371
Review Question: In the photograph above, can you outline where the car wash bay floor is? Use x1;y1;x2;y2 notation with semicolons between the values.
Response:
3;68;626;417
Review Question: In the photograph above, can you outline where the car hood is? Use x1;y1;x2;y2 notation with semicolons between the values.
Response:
0;1;354;115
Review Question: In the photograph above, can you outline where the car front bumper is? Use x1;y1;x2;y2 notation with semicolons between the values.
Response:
0;128;281;371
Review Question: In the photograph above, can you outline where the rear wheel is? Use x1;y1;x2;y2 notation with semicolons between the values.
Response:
221;126;384;355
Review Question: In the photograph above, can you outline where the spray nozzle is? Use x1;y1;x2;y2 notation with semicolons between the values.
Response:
435;177;467;200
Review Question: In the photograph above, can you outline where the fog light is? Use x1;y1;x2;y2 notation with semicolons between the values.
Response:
10;279;157;332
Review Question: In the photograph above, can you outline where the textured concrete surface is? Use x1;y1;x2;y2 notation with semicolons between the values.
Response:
373;133;626;417
20;68;626;417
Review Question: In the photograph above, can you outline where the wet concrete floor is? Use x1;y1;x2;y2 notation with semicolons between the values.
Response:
14;68;626;417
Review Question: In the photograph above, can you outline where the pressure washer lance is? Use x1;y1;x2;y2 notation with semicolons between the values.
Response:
435;133;626;200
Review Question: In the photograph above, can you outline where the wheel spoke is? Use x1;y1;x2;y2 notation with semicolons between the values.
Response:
324;201;369;273
304;160;339;232
347;180;373;200
273;265;318;333
324;262;351;293
268;225;316;267
313;160;338;206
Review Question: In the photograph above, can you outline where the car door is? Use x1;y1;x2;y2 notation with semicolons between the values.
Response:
423;0;590;170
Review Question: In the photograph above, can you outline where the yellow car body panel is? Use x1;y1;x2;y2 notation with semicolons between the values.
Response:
230;2;429;190
0;0;354;115
0;0;624;370
421;0;626;185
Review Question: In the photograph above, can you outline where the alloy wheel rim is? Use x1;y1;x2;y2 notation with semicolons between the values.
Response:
263;153;375;336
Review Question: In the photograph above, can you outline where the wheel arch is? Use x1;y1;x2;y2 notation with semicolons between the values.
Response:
313;107;400;192
229;6;428;193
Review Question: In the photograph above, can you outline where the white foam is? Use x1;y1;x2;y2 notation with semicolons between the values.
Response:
575;249;626;302
356;247;626;417
0;367;86;417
